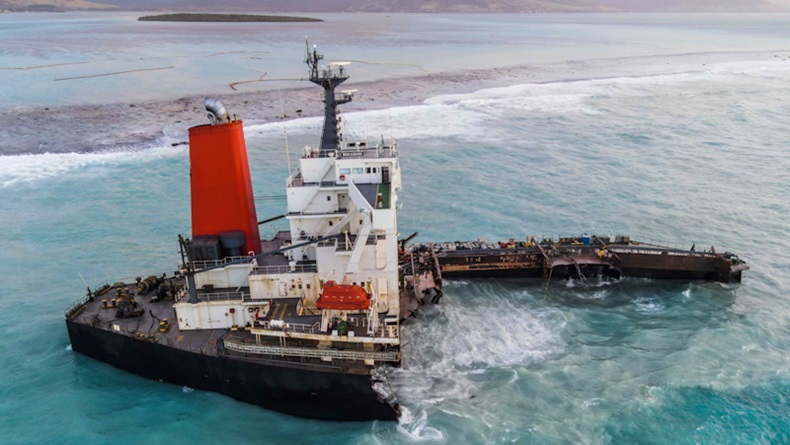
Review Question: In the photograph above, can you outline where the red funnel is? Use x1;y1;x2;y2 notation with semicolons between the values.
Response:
188;120;261;256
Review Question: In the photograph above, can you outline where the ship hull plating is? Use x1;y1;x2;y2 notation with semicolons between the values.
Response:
442;266;741;282
437;249;743;283
66;320;398;421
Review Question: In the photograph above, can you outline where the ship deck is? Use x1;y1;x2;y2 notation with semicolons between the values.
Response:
67;280;403;366
68;279;226;357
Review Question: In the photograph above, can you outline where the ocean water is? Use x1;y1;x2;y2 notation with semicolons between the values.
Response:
1;12;789;445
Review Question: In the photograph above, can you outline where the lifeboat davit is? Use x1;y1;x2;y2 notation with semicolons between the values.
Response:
317;281;371;310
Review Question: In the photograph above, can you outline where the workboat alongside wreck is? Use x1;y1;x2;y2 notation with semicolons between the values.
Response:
65;44;748;421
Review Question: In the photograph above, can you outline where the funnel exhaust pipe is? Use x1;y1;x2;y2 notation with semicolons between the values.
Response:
205;97;229;124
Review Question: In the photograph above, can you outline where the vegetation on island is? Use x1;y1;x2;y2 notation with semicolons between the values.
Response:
138;13;323;22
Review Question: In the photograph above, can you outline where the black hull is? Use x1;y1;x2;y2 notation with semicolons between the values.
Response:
66;320;398;421
441;268;545;279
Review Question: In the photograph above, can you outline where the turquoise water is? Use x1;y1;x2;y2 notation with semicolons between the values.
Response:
1;12;789;444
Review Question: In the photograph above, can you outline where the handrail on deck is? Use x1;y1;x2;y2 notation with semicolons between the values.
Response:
193;256;254;270
252;264;318;275
223;340;400;362
196;291;250;303
255;320;321;333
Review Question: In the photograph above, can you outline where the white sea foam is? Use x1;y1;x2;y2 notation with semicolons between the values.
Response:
426;59;790;111
396;407;445;442
247;102;484;141
408;295;565;374
639;384;664;405
181;386;194;394
0;144;185;188
64;344;72;352
247;59;790;146
509;369;519;384
582;398;603;408
391;291;566;433
430;302;565;370
635;298;663;313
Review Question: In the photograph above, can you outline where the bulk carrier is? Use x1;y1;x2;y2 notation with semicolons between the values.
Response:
65;44;748;421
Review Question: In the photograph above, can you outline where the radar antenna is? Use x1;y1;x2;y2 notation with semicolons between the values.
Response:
304;39;353;157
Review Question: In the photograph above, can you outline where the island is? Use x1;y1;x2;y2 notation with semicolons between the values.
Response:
138;13;323;22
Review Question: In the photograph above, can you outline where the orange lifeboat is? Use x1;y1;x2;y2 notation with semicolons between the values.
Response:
316;281;371;310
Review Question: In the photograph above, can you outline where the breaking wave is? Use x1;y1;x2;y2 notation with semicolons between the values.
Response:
247;59;790;145
0;144;185;188
390;284;566;440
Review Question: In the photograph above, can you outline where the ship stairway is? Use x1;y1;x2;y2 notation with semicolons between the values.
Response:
293;160;336;211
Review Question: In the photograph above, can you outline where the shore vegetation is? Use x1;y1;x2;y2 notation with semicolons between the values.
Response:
138;13;323;22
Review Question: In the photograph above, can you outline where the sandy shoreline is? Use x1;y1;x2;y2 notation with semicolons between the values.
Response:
2;64;538;155
3;50;786;156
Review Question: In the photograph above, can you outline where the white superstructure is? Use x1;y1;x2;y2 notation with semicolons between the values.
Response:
173;48;403;357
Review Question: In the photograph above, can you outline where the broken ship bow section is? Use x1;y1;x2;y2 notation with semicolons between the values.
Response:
428;234;748;283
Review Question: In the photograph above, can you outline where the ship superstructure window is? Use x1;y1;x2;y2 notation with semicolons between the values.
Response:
339;168;351;175
327;196;331;201
366;167;371;173
353;168;364;174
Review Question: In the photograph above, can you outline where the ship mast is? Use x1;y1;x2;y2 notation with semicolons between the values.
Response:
305;41;353;157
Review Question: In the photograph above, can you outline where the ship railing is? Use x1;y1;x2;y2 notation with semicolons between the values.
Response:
535;234;625;246
195;291;250;303
371;325;399;339
335;234;384;252
625;236;693;251
611;235;721;255
287;176;342;189
223;340;401;362
255;320;321;333
287;208;348;217
65;295;91;318
315;238;338;248
336;146;398;160
607;246;719;258
251;264;318;275
193;256;254;270
433;234;700;253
